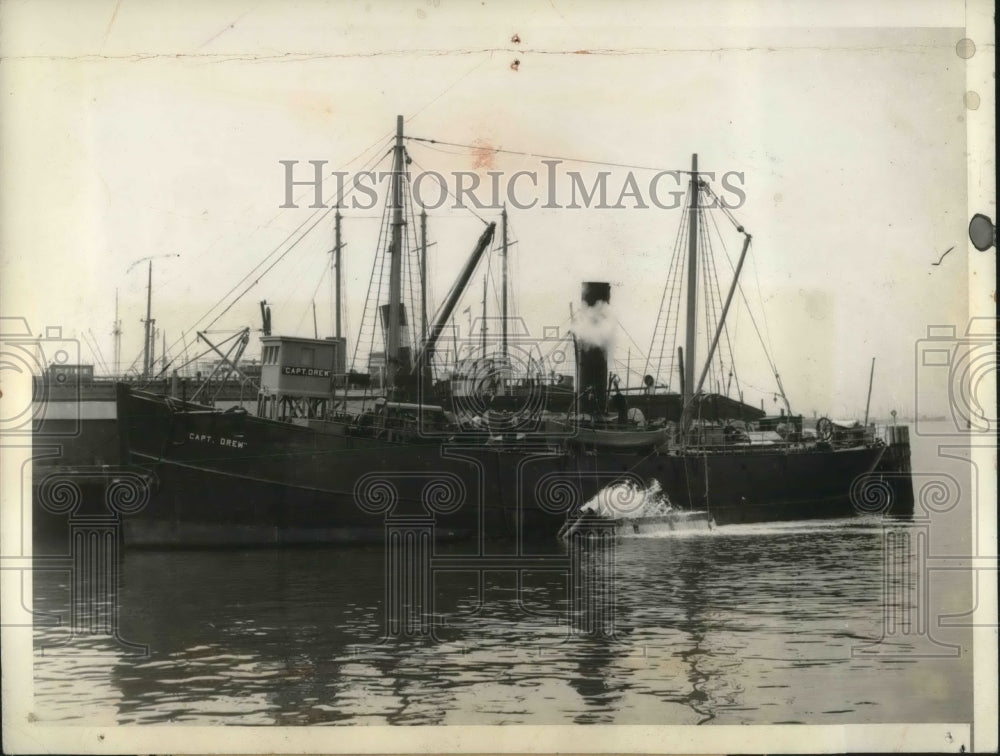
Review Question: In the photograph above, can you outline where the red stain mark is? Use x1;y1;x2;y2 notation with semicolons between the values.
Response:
510;59;520;71
471;140;496;171
574;49;591;54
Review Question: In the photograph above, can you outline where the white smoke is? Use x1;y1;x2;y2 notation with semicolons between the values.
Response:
571;300;617;350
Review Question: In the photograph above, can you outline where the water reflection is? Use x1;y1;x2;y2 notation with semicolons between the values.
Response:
33;520;972;725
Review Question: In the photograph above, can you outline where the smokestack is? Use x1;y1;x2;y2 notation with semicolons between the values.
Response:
581;281;611;308
577;281;611;411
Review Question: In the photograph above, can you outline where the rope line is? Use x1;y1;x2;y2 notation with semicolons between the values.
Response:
139;140;395;381
406;135;700;175
406;152;491;226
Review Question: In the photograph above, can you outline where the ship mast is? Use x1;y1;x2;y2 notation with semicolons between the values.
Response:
682;154;699;426
500;205;509;388
480;273;488;357
113;288;122;377
334;205;342;340
142;260;153;379
385;114;405;392
420;206;428;345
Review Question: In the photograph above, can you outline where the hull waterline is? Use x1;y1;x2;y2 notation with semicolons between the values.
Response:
114;385;908;547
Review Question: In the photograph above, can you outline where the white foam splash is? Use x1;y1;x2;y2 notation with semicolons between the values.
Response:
580;478;673;519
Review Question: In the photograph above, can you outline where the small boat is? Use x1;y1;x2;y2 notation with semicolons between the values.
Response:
557;480;713;539
558;422;669;450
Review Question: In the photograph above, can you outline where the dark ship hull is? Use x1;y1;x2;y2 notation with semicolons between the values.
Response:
116;386;505;547
494;442;900;530
115;385;907;547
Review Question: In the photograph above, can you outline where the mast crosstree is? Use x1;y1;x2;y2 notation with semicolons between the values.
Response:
645;157;783;424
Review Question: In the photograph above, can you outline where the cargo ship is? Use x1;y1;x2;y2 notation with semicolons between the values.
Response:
108;116;912;546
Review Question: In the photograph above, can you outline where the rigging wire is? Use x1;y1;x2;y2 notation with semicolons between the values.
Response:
644;194;689;389
699;180;786;405
139;116;791;411
610;316;649;369
403;160;420;355
715;231;784;399
405;152;491;226
665;202;689;389
160;136;396;366
404;156;432;354
293;255;335;336
701;220;720;393
121;345;144;377
702;183;746;233
407;141;483;158
272;232;332;320
341;239;353;370
640;174;788;408
406;135;698;176
327;216;339;340
751;242;778;367
83;330;110;375
405;54;493;126
698;210;718;393
206;145;394;328
701;204;731;395
351;174;394;373
706;205;744;401
204;204;343;334
507;220;521;328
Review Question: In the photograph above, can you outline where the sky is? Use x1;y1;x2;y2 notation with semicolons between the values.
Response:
1;0;991;420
